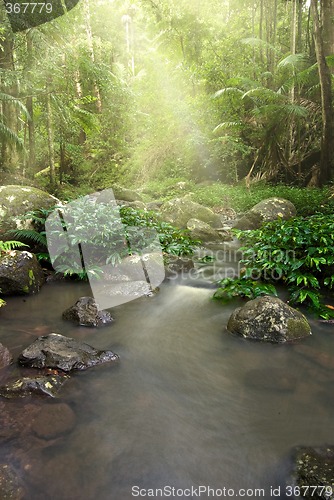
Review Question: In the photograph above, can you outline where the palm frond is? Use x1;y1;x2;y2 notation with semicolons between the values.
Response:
0;93;30;118
240;37;277;53
0;123;24;150
213;122;243;133
242;87;286;104
278;53;310;71
213;87;243;99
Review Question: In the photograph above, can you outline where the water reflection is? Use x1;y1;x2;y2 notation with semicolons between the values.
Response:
0;280;333;499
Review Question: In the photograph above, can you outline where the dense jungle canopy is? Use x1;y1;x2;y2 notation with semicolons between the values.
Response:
0;0;334;194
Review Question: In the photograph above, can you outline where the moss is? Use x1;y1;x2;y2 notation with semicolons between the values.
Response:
287;317;311;339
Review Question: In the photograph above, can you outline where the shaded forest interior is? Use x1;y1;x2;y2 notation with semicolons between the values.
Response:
0;0;334;195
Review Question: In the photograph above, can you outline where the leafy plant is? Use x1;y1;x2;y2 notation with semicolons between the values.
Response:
11;203;200;280
214;276;277;301
214;214;334;318
0;240;28;253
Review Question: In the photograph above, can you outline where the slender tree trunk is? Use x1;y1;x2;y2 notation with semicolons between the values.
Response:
259;0;264;66
26;31;35;171
74;70;87;144
310;0;334;185
83;0;102;113
0;27;19;172
45;77;56;187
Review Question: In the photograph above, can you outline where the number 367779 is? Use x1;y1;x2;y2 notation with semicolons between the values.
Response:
5;3;53;14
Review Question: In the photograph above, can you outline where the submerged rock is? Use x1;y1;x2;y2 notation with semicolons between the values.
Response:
0;463;24;499
0;250;44;295
227;296;311;343
0;343;12;370
31;403;76;439
292;446;334;499
245;368;297;392
0;375;67;398
18;333;119;372
62;297;114;327
164;255;194;278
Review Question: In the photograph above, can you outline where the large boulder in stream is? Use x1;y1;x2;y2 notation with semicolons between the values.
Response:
0;250;44;295
160;197;222;229
227;296;311;343
62;297;114;327
233;197;296;230
292;446;334;498
0;184;59;236
18;333;119;372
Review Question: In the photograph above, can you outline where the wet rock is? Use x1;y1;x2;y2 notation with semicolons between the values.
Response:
164;255;194;278
0;343;13;370
187;218;232;243
0;375;68;398
227;296;311;343
31;403;76;439
0;250;45;295
0;184;59;237
294;345;334;370
18;333;119;372
233;197;296;230
0;463;24;499
292;446;334;499
62;297;114;327
160;197;222;229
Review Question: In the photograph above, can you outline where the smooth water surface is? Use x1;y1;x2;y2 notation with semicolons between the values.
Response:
0;277;334;499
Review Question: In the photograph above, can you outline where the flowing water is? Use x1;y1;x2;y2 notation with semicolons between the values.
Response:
0;270;334;499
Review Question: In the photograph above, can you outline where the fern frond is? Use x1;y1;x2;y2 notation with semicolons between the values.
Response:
7;229;47;246
0;240;28;252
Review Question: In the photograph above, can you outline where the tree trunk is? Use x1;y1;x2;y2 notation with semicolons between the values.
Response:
83;0;102;113
322;0;334;57
26;31;35;172
0;26;19;172
46;77;56;187
310;0;334;185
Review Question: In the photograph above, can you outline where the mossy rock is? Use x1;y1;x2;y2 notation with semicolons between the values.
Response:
233;197;296;230
0;185;59;237
227;296;311;343
0;250;45;295
160;197;222;229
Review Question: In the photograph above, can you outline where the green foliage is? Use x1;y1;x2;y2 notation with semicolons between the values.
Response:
119;206;200;257
11;203;200;280
218;215;334;318
214;276;277;300
0;240;28;253
189;182;333;216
